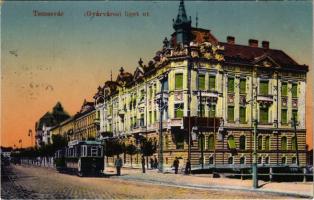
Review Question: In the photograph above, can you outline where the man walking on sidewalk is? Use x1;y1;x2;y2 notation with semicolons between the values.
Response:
173;157;179;174
185;159;191;175
141;155;146;173
115;155;123;176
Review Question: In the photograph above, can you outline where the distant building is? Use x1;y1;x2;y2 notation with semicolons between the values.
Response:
93;0;308;170
35;102;70;147
50;100;97;142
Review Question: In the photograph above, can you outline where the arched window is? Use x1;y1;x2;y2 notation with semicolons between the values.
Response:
239;135;246;150
240;157;245;164
264;136;270;150
292;157;297;164
207;135;215;150
228;156;233;164
291;136;296;150
281;137;287;150
198;134;205;150
265;156;269;164
227;135;236;150
258;136;263;150
281;157;287;164
209;156;214;165
258;157;262;164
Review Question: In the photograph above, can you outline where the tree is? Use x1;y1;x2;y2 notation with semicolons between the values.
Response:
140;138;156;157
51;134;68;150
126;144;138;167
104;139;124;157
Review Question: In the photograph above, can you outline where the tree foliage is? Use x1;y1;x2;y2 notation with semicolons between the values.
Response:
104;139;124;157
140;138;157;157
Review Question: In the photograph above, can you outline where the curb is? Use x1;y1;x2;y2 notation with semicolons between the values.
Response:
111;175;313;199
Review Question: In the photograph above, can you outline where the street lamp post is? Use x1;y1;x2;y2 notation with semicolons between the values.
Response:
28;129;33;147
157;72;169;173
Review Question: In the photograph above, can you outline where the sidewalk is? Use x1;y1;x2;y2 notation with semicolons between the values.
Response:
104;167;313;198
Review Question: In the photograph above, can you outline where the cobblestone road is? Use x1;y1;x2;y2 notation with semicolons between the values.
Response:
1;165;305;199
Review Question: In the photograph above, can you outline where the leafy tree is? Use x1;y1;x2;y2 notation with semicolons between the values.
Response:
104;139;124;157
51;134;68;150
126;143;138;166
140;138;156;157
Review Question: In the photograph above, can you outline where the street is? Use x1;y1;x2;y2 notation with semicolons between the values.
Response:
1;164;308;199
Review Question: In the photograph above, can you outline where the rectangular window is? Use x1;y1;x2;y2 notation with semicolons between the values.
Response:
174;103;184;118
162;78;169;91
292;83;298;98
260;106;269;124
227;106;234;122
240;79;246;94
259;80;269;96
198;103;205;117
175;73;183;90
239;107;246;123
208;104;216;118
198;74;205;90
281;109;287;124
140;113;145;127
281;82;288;96
228;77;234;93
209;75;216;91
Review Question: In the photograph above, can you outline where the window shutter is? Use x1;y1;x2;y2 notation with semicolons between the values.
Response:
260;107;268;124
208;135;214;150
240;107;246;123
291;137;296;150
209;76;216;91
281;109;287;124
260;80;269;95
198;74;205;90
240;79;246;93
281;82;287;96
175;73;183;90
264;136;270;150
292;83;298;98
227;136;236;149
281;137;287;150
228;106;234;122
228;78;234;93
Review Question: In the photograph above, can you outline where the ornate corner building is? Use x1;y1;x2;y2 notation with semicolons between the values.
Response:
91;0;308;169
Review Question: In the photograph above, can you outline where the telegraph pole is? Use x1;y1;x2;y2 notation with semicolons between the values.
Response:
252;71;258;189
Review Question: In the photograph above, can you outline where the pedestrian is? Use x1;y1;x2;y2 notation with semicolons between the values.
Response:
141;155;146;173
115;155;123;176
154;156;158;169
150;157;154;169
173;157;179;174
185;159;191;175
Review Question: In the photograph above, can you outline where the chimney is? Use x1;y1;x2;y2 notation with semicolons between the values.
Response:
262;41;269;49
227;36;235;44
248;39;258;47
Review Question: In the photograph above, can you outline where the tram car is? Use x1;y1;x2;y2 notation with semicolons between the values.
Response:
54;148;66;172
56;140;104;176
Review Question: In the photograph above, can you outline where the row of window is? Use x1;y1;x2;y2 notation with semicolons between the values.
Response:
207;156;297;165
175;73;298;97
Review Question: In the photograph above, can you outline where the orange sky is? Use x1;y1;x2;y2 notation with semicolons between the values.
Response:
1;1;312;149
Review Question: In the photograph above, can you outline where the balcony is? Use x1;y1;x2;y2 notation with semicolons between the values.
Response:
257;94;273;105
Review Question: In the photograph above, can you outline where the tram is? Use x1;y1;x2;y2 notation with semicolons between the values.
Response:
55;140;104;176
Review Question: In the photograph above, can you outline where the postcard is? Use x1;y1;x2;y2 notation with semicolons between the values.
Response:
1;0;313;199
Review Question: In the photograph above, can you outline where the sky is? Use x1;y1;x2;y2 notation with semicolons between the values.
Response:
1;1;313;149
